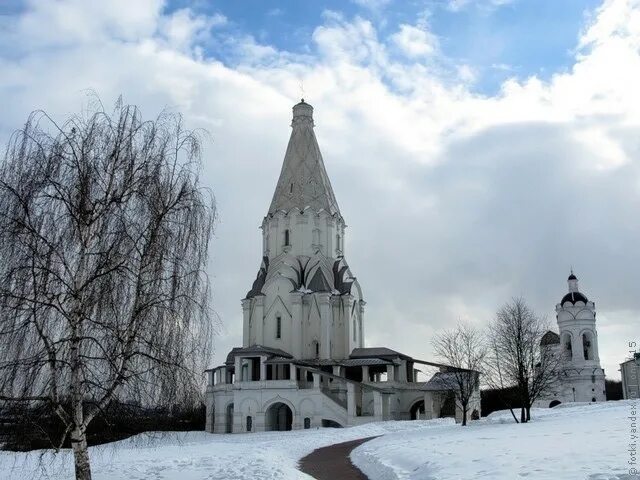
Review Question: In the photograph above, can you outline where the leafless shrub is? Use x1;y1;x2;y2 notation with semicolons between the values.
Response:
432;322;486;426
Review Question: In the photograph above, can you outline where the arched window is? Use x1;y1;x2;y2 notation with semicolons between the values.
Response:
561;333;572;361
353;317;357;342
225;403;234;433
284;229;290;247
246;416;253;432
314;341;319;358
335;234;340;251
304;417;311;429
276;316;282;339
583;332;593;361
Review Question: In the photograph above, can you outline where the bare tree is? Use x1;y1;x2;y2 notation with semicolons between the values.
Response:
0;98;215;480
487;298;559;423
432;323;486;426
486;335;520;423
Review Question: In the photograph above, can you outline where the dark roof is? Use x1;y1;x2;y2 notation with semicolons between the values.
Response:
561;291;588;305
307;268;331;292
423;372;458;391
568;273;577;281
246;256;269;299
225;345;292;364
333;258;354;295
540;330;560;346
341;358;393;367
263;356;294;365
297;358;342;367
246;256;357;299
350;347;412;361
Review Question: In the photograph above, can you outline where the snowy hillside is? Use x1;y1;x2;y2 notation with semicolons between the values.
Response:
352;400;636;480
0;400;634;479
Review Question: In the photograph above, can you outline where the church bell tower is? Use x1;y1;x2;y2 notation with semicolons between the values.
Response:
555;271;606;402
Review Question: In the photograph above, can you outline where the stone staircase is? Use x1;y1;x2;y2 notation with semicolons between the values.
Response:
319;387;349;426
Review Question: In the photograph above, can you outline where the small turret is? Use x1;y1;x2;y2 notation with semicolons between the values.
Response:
560;270;588;306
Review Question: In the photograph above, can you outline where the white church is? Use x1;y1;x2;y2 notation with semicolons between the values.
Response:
205;101;480;433
535;272;607;407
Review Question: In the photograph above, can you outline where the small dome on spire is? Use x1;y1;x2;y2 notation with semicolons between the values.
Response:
292;100;313;120
562;270;586;304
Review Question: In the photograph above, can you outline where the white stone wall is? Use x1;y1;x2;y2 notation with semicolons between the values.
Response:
244;250;364;361
621;360;640;399
262;209;345;260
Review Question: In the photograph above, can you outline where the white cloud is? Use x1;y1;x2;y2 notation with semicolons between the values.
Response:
0;0;638;381
351;0;392;11
159;9;226;52
391;24;438;58
447;0;516;12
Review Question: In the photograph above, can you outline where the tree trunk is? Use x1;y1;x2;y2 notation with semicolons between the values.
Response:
71;427;92;480
520;406;526;423
70;322;90;480
462;406;467;426
509;408;519;423
526;406;531;422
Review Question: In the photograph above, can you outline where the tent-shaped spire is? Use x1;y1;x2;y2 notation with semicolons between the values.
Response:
268;100;340;216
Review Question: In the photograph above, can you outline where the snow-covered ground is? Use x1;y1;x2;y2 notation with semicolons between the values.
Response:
0;419;453;480
0;400;635;479
352;400;637;480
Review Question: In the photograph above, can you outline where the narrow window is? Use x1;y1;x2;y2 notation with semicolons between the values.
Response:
276;316;281;339
353;317;357;341
290;183;294;193
563;334;573;361
583;333;591;360
315;341;319;358
246;416;253;432
336;234;340;251
284;229;290;246
304;417;311;429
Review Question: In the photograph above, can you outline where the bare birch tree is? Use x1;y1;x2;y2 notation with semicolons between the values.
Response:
432;323;486;426
487;298;559;423
0;99;215;480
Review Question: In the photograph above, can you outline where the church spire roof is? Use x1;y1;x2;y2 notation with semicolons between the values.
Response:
268;100;340;216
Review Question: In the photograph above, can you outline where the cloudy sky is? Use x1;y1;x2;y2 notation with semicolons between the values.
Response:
1;0;638;380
